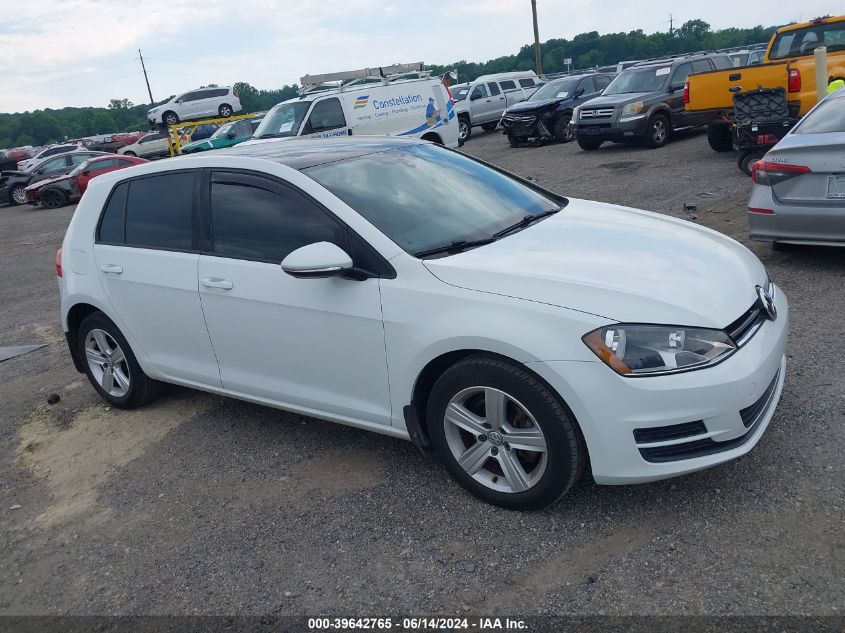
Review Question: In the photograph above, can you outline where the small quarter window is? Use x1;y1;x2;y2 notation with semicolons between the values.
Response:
98;182;128;244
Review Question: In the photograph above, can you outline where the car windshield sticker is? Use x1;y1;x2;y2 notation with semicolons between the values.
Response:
278;122;294;132
656;67;671;76
458;89;468;95
556;91;569;98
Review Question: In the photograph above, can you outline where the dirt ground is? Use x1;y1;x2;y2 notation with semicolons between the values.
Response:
1;129;843;616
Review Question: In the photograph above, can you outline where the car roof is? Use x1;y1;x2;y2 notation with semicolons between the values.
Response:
215;136;428;170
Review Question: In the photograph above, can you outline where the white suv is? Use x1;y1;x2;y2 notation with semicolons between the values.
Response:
147;86;242;126
57;137;787;510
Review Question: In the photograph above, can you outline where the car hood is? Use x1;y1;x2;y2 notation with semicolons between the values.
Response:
423;199;766;328
506;98;565;113
181;139;213;152
580;92;654;107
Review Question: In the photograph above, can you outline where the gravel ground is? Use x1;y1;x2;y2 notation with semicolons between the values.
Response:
1;130;844;617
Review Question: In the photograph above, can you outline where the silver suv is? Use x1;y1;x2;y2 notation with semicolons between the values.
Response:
452;72;541;141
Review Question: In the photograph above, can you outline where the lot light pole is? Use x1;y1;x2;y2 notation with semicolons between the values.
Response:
531;0;543;76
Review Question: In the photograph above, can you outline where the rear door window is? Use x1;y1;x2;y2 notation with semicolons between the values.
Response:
693;59;714;74
487;82;501;96
499;80;517;90
594;76;611;91
519;78;535;88
124;173;195;250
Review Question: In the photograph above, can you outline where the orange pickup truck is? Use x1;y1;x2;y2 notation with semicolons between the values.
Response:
685;14;845;151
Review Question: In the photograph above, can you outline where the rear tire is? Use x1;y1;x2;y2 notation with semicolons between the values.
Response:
643;113;669;149
554;116;574;142
577;138;602;151
707;120;733;152
40;188;67;209
77;312;162;409
427;354;585;510
738;150;762;176
458;116;472;141
122;151;136;157
218;104;233;118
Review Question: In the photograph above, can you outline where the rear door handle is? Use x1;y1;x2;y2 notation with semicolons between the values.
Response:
100;264;123;274
201;277;233;290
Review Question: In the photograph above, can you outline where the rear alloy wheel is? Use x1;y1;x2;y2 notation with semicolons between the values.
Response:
554;116;574;142
458;117;472;141
219;104;233;118
643;113;669;149
40;188;66;209
428;354;585;510
10;185;27;206
78;312;162;409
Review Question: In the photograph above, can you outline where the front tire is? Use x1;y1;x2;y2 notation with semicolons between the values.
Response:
163;111;179;126
122;151;137;157
643;113;669;148
458;116;472;141
10;185;27;206
77;312;162;409
40;188;67;209
577;137;602;151
428;354;585;510
554;115;574;142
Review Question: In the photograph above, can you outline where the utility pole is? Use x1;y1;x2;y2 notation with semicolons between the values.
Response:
668;13;675;36
138;49;154;105
531;0;542;75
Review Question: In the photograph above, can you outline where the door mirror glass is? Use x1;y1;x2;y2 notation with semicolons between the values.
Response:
226;131;237;139
281;242;353;279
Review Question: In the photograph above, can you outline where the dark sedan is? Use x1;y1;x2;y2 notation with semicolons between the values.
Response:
0;151;108;205
500;73;614;146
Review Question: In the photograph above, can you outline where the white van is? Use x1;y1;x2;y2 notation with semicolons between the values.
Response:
247;74;459;149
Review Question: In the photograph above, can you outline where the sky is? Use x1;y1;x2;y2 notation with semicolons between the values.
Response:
0;0;838;113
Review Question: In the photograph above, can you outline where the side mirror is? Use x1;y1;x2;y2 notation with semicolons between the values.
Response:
575;87;585;97
669;83;683;93
281;242;353;279
226;131;238;139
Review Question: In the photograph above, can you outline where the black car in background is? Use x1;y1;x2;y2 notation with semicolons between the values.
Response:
500;73;614;146
0;150;108;205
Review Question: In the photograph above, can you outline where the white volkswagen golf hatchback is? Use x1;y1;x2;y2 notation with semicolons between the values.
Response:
57;137;788;510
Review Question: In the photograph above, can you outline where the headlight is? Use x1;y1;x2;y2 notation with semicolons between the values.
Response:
582;324;737;376
621;101;645;117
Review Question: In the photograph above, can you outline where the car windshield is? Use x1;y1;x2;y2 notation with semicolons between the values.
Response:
793;95;845;134
450;85;470;101
252;102;311;138
530;78;581;101
305;143;562;256
211;122;235;139
604;67;670;94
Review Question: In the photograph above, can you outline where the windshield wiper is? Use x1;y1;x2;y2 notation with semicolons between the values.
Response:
414;237;498;259
257;133;285;139
492;208;560;239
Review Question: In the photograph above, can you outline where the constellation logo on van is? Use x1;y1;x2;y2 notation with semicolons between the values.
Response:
354;95;369;109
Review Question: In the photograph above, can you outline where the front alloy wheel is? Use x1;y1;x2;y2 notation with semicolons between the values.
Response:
10;186;28;206
444;387;548;494
428;354;585;510
458;118;472;141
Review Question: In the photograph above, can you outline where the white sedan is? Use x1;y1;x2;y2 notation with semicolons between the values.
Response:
57;137;787;510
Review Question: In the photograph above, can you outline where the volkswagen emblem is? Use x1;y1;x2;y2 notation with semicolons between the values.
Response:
756;285;777;321
487;431;504;446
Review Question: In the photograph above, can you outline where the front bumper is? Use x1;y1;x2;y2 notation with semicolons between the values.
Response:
574;114;649;142
528;287;789;484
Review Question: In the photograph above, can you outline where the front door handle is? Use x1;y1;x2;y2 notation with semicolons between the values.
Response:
100;264;123;274
201;277;234;290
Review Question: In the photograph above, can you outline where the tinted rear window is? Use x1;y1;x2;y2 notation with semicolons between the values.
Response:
770;22;845;60
98;182;128;243
124;173;194;250
500;80;516;90
794;96;845;134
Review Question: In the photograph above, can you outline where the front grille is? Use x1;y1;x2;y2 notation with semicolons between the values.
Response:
638;368;781;463
580;108;614;119
725;303;765;346
503;114;537;124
